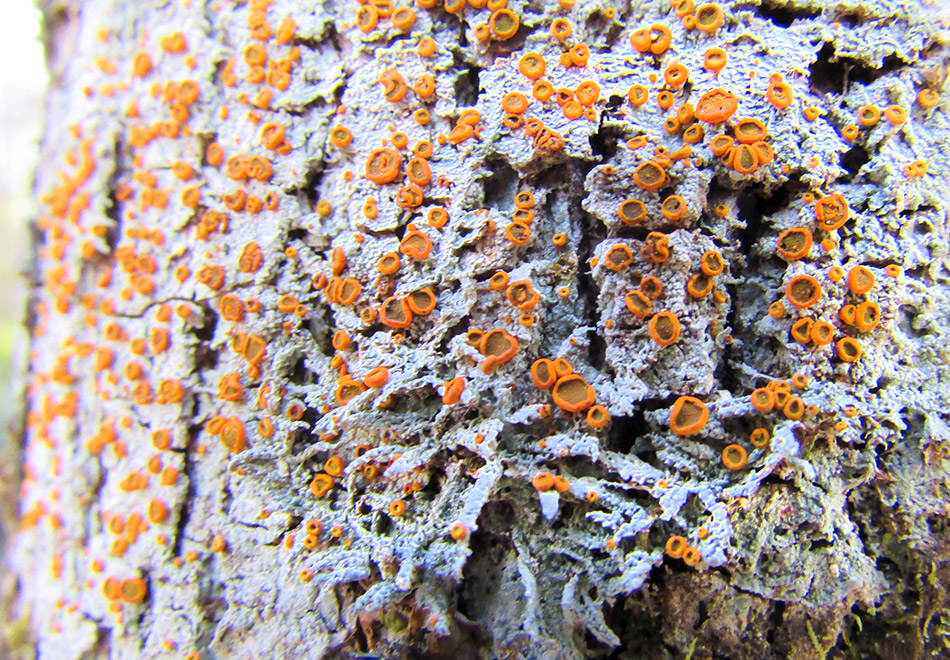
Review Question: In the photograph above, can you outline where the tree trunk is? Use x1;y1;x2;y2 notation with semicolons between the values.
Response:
5;0;950;658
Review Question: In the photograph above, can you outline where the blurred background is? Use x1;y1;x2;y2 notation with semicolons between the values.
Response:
0;4;45;441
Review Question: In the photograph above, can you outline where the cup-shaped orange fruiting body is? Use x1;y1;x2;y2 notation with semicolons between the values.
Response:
734;118;767;144
700;250;725;276
377;252;401;275
695;88;737;122
669;396;709;435
785;274;822;308
531;359;557;389
519;52;546;79
505;221;531;246
808;320;834;346
854;301;881;331
790;318;813;345
695;4;724;32
575;81;600;106
648;312;681;347
776;228;812;260
551;17;572;40
363;366;389;388
767;79;794;109
634;160;666;190
220;417;246;453
400;231;432;260
836;337;862;362
337;278;361;305
119;578;148;604
449;522;468;541
310;474;334;498
665;535;687;558
814;193;849;231
587;405;610;428
664;62;689;88
506;280;540;310
683;124;705;144
532;472;555;491
618;198;647;225
839;304;857;325
442;376;465;404
687;273;714;298
605;245;633;271
553;358;573;379
625;290;653;318
365;148;401;184
640;276;663;299
642;232;670;263
661;195;687;221
721;444;747;470
336;378;367;405
750;428;771;448
752;141;774;165
407;289;437;315
847;265;875;295
783;396;805;420
378;68;408;102
628;84;649;107
552;374;596;413
750;387;774;412
380;296;413;329
479;329;519;374
731;144;759;173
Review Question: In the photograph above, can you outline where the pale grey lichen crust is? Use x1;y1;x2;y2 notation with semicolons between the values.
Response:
8;0;950;658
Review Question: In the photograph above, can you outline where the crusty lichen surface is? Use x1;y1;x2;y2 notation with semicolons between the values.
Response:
7;0;950;657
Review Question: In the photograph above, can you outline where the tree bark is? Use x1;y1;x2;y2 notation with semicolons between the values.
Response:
5;0;950;658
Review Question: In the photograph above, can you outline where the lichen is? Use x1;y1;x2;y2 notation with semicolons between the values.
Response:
8;0;950;657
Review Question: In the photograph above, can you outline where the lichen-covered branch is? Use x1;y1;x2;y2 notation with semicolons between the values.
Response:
5;0;950;658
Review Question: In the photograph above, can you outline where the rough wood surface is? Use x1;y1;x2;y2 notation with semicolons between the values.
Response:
4;0;950;658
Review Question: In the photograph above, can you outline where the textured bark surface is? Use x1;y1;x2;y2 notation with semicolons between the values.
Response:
4;0;950;658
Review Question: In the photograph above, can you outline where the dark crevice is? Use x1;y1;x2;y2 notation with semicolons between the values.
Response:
102;137;124;255
311;302;335;354
438;317;470;354
190;303;219;373
480;157;518;210
296;21;345;55
840;144;870;183
759;473;796;489
735;177;801;257
588;125;622;163
576;212;605;370
587;329;606;370
846;495;872;549
295;157;326;215
351;617;370;654
809;538;834;550
287;228;308;243
454;62;482;107
288;356;314;385
605;408;649;454
173;405;200;556
607;567;668;658
754;0;820;27
40;2;78;84
91;626;112;657
458;500;516;626
602;94;625;121
766;601;785;644
695;600;709;629
584;10;609;36
810;43;907;95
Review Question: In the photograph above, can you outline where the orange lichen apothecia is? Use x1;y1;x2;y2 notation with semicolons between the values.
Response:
17;0;928;651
